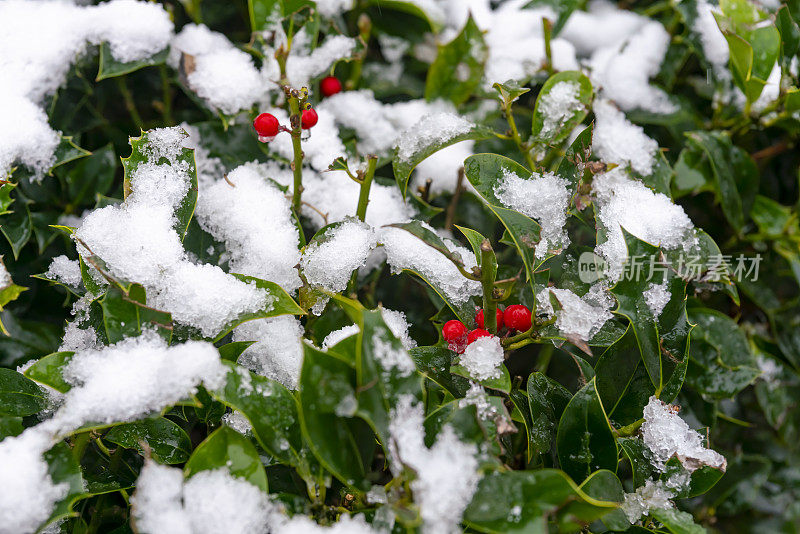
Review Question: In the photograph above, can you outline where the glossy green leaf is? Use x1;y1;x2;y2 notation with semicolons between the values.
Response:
579;469;628;531
531;71;592;146
650;507;706;534
211;362;303;466
218;341;256;362
425;15;488;105
393;124;494;198
451;362;511;393
409;345;469;397
556;378;618;482
464;154;543;287
526;371;572;460
185;425;268;493
463;469;619;533
0;367;47;416
23;351;74;393
105;417;192;464
96;44;168;81
42;442;86;529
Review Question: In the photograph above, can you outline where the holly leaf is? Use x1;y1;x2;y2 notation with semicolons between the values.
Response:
425;15;488;105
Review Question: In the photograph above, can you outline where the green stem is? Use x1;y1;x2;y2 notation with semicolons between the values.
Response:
287;91;305;213
616;418;644;437
503;102;535;170
480;239;498;334
72;431;91;463
159;65;174;125
115;76;143;131
542;18;554;76
536;344;553;373
355;156;377;222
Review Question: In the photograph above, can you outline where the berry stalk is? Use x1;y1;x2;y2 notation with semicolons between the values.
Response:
355;155;377;222
479;239;498;334
286;87;305;213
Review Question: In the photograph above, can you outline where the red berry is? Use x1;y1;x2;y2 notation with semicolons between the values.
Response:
442;320;467;342
301;108;318;129
504;304;532;332
475;308;504;330
320;76;342;97
467;328;492;344
253;113;279;140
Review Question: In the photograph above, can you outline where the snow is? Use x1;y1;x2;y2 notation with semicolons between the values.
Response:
0;0;172;178
195;162;302;292
59;323;99;353
322;324;360;350
537;81;583;139
169;24;264;115
222;411;253;435
0;262;10;289
561;1;647;56
493;168;571;258
592;168;697;281
640;396;726;471
458;383;496;420
587;21;676;114
396;113;474;162
76;128;271;337
460;336;504;381
381;308;417;350
284;33;357;88
643;282;670;318
693;0;729;74
620;479;674;523
389;395;480;534
411;141;474;196
301;219;377;295
53;332;225;432
316;0;355;17
233;317;304;390
592;99;659;176
379;223;481;305
0;429;69;534
542;288;612;342
372;325;417;376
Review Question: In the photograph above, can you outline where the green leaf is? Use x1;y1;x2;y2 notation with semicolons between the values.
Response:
556;378;618;482
105;417;192;464
393;124;494;198
523;0;580;34
66;144;117;206
23;351;74;393
451;363;511;393
579;469;628;531
96;44;168;81
618;437;656;488
661;457;724;498
218;341;256;362
685;131;758;232
464;154;543;288
297;342;370;490
52;136;91;171
463;469;618;533
409;345;469;397
100;284;172;344
686;307;759;398
367;0;443;32
185;425;268;493
526;372;572;460
121;129;198;240
531;71;592;147
1;200;32;259
650;507;707;534
0;367;47;416
42;442;86;529
425;15;488;105
610;231;692;393
211;362;303;466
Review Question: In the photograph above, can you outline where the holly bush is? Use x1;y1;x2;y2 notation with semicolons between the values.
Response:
1;0;799;533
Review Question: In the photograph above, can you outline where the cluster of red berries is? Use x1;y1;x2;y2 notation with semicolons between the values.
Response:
252;76;342;142
442;304;532;353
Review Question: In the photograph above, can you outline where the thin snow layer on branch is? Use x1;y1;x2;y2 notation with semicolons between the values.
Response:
460;336;504;381
493;168;571;258
396;113;475;163
389;396;480;534
587;21;676;114
169;24;264;115
411;141;475;196
301;219;378;294
643;281;670;318
0;0;172;178
641;396;726;472
302;170;417;229
233;316;305;390
320;90;456;156
45;255;82;288
592;100;659;176
537;81;583;138
540;287;612;342
438;0;578;84
0;429;68;534
379;223;481;305
76;128;269;337
195;162;302;292
592;168;697;281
